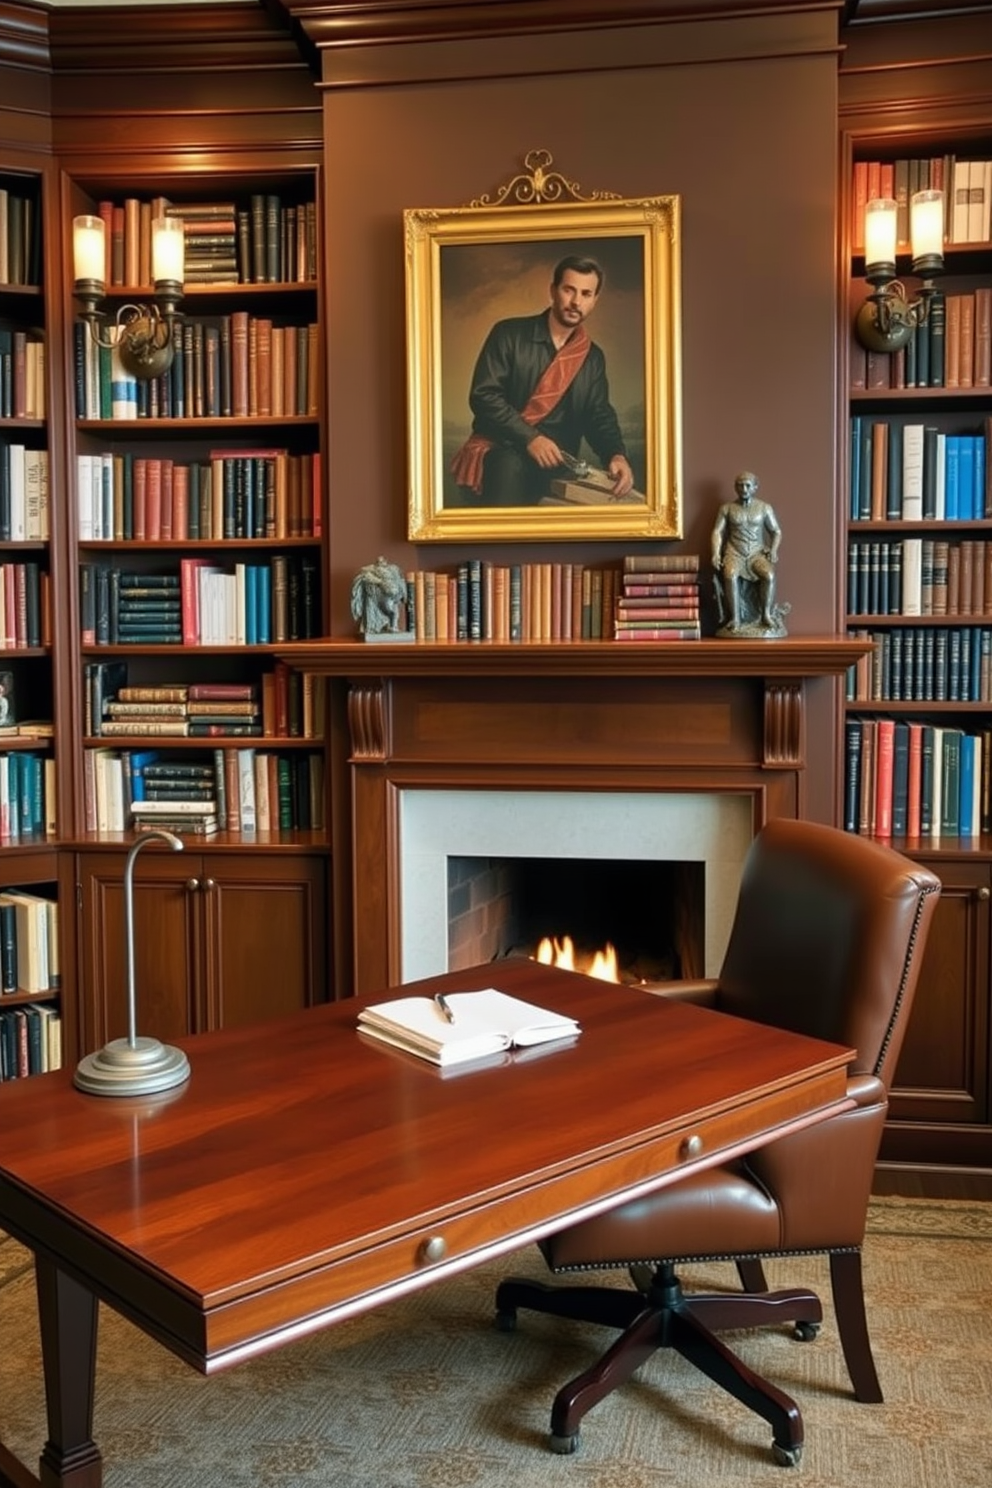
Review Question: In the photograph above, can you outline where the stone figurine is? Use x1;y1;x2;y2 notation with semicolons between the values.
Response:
711;471;790;638
350;557;409;638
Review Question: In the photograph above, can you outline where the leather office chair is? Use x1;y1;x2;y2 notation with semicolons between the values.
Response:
495;819;941;1464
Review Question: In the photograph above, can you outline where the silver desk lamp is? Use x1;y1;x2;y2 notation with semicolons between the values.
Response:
75;830;191;1097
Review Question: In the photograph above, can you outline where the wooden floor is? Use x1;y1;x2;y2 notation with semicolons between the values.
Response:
873;1165;992;1201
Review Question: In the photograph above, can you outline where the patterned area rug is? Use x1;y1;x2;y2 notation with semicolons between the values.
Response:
0;1197;990;1488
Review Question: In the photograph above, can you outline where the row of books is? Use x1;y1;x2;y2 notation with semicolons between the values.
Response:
399;553;701;643
0;185;40;287
93;194;317;288
77;449;321;542
0;751;55;842
83;668;323;742
615;555;701;642
845;717;992;840
0;561;49;650
0;1002;62;1080
851;156;992;250
0;446;49;541
847;625;992;704
851;289;992;392
80;555;320;649
73;315;320;422
848;537;992;618
0;326;45;418
85;746;324;836
849;418;991;523
0;890;58;994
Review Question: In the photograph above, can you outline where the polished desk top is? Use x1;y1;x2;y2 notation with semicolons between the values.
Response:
0;960;853;1374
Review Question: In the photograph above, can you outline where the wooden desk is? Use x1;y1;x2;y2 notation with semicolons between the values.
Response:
0;960;853;1488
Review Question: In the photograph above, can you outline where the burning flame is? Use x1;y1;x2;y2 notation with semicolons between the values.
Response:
535;935;619;983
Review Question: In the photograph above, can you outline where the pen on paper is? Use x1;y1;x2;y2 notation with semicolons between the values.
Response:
434;993;456;1025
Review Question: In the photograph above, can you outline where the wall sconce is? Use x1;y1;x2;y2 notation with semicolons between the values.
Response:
74;830;191;1097
855;189;944;354
73;213;185;381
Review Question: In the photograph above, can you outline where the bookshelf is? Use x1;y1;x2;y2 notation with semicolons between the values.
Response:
0;156;67;1079
843;127;992;1172
61;162;329;1044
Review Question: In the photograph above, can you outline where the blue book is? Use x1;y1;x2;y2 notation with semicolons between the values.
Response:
974;435;987;519
850;416;863;520
958;732;979;836
957;436;976;522
127;749;161;804
245;563;259;646
255;563;271;645
944;436;960;520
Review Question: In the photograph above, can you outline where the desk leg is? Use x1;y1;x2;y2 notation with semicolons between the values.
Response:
35;1258;102;1488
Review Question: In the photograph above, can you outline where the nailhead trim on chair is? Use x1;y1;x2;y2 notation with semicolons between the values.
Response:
550;1245;862;1275
874;881;941;1077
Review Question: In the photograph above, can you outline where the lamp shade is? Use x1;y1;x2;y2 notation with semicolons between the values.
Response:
73;214;107;287
910;189;945;273
151;216;185;286
863;198;898;276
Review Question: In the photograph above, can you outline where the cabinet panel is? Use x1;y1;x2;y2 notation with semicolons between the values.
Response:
887;857;990;1126
75;849;328;1052
201;855;326;1028
77;851;197;1049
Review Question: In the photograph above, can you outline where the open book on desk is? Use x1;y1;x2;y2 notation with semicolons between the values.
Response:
356;988;581;1069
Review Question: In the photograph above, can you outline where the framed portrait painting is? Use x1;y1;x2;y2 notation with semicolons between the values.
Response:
404;192;683;542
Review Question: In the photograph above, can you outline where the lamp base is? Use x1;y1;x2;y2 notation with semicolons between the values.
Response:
74;1035;190;1097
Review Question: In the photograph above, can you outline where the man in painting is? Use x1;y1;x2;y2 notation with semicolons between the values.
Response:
450;255;635;507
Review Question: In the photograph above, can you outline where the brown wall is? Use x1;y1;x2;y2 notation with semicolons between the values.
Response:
318;9;843;820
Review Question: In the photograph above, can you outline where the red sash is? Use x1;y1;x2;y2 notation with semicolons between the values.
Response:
450;324;591;494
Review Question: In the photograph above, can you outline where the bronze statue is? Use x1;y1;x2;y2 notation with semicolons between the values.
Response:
350;557;409;638
711;471;790;638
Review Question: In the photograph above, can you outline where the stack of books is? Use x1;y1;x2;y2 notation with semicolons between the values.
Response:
613;554;702;641
96;682;262;739
130;756;219;837
166;201;238;285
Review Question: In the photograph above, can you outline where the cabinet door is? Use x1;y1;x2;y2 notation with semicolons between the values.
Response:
888;858;991;1130
76;852;200;1051
198;854;327;1030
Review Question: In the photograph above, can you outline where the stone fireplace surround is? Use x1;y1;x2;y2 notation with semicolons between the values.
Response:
279;637;867;994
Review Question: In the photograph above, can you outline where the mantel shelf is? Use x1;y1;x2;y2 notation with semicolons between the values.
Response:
278;636;868;681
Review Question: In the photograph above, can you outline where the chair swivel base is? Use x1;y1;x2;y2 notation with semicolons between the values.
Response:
495;1263;823;1463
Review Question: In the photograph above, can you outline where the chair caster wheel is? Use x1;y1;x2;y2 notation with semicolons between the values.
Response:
772;1441;803;1467
494;1309;517;1332
549;1432;579;1455
793;1321;820;1342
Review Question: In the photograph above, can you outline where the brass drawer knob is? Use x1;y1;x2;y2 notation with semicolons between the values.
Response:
419;1235;447;1265
680;1134;704;1161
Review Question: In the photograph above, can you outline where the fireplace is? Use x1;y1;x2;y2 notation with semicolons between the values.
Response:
277;636;868;994
400;788;752;984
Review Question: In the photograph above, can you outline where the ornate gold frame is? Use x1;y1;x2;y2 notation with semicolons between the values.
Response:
404;156;683;543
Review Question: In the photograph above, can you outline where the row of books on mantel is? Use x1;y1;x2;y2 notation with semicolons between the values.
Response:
397;554;701;643
77;450;321;542
848;625;992;704
83;669;323;742
845;716;992;840
84;746;325;837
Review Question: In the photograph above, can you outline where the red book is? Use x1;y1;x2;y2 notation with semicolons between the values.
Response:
171;463;189;541
159;458;174;541
906;722;924;839
873;717;896;838
230;310;250;418
133;458;147;541
144;458;162;541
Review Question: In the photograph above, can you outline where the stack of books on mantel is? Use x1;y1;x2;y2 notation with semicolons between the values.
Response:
613;554;702;642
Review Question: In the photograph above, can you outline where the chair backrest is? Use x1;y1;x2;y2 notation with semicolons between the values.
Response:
714;819;941;1090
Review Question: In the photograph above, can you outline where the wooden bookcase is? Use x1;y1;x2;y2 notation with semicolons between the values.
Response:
0;149;71;1078
58;156;331;1045
842;121;992;1176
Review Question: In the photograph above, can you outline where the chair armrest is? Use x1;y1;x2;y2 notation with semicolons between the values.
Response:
646;979;719;1006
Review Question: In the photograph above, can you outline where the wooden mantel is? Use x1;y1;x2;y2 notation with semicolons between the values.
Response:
278;636;868;680
279;637;868;991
